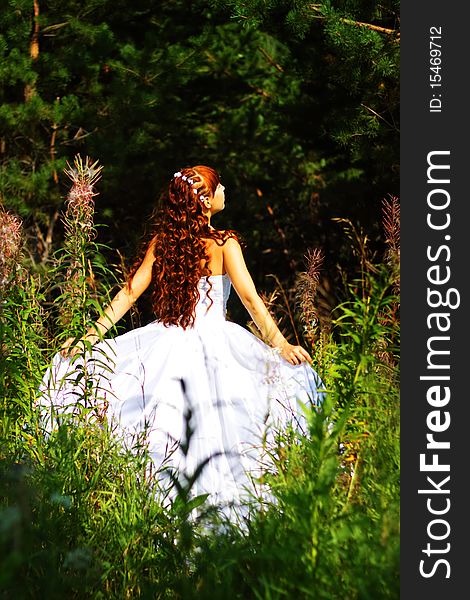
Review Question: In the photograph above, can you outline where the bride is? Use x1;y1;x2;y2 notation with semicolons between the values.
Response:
39;165;324;515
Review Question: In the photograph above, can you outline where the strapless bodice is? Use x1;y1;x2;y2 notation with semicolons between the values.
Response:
195;274;231;321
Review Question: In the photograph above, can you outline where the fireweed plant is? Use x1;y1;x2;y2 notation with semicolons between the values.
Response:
0;158;399;598
0;206;45;440
0;207;22;289
57;155;105;335
43;155;118;422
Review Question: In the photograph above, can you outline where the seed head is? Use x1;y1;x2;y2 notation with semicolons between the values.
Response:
0;207;23;289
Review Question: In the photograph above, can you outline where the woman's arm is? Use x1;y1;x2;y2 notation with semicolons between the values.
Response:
223;238;311;366
61;239;156;357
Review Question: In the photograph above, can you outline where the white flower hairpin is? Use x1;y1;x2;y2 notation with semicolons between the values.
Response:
173;172;195;185
174;171;205;202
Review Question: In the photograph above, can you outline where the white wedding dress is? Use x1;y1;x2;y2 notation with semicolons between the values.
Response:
38;274;324;517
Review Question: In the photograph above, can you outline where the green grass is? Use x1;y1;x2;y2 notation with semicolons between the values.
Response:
0;277;399;598
0;173;399;598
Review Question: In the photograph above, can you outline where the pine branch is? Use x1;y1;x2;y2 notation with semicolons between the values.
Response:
257;46;284;73
308;4;399;37
360;104;399;132
341;18;399;36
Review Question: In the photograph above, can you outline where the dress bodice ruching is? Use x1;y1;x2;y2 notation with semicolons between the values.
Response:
195;274;231;322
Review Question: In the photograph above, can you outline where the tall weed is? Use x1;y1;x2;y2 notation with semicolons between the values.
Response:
0;178;400;599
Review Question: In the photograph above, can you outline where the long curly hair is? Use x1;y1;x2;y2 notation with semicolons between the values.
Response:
128;165;239;329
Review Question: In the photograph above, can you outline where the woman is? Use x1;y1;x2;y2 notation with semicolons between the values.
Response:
39;165;324;515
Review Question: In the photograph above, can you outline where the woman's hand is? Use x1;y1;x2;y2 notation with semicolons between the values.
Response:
60;337;77;358
60;334;99;358
279;342;312;366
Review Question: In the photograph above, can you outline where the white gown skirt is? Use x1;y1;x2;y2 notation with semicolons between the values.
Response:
38;277;324;516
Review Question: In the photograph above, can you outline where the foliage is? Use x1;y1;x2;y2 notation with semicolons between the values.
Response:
0;205;45;443
1;0;400;592
0;157;399;597
0;0;399;303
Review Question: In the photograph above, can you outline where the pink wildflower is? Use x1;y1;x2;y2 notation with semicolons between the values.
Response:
0;207;22;289
64;155;103;234
382;194;400;295
382;194;400;266
295;248;324;339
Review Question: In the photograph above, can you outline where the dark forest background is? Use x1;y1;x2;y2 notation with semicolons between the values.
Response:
0;0;399;323
0;4;401;595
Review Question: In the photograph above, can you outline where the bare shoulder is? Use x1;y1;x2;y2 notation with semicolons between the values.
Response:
222;236;248;274
222;235;257;302
222;235;242;254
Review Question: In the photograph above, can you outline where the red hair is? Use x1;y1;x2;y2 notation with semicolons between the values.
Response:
128;165;239;329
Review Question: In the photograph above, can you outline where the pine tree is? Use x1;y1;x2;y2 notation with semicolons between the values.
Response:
0;0;399;291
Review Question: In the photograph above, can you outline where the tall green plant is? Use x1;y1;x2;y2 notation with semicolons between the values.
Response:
36;154;125;425
55;155;105;338
0;206;46;451
1;170;400;598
